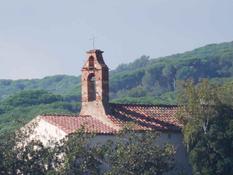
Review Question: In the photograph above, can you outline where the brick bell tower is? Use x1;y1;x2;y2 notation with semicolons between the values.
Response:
80;49;111;121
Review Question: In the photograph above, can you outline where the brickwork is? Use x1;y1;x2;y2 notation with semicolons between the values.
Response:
80;50;109;103
80;50;116;128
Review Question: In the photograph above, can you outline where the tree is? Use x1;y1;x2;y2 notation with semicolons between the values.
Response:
55;129;101;175
178;80;233;175
0;126;56;175
0;125;176;175
102;129;175;175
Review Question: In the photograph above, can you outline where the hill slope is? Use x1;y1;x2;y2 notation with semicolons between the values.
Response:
0;90;80;133
0;41;232;104
110;41;233;103
0;75;81;101
0;41;233;133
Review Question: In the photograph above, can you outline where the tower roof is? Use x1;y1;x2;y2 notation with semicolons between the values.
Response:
86;49;104;54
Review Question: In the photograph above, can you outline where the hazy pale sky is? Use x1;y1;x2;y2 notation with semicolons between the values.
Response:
0;0;233;79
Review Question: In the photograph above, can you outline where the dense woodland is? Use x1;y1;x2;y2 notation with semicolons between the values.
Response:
0;41;232;133
0;41;232;174
0;41;233;104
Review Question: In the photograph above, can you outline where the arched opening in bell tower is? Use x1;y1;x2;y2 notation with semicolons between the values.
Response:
87;73;96;101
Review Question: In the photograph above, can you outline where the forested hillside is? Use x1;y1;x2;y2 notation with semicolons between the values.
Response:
0;75;81;101
0;41;233;132
0;90;80;133
110;41;233;104
1;41;232;103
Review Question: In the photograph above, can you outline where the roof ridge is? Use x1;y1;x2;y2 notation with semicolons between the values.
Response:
110;103;178;108
41;114;117;134
41;113;80;117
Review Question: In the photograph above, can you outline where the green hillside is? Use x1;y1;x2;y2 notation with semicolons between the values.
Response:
0;41;233;104
0;41;233;133
0;75;81;101
110;41;233;104
0;90;80;133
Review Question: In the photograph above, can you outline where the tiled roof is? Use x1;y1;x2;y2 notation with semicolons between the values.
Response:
109;104;182;132
41;104;182;135
41;115;117;134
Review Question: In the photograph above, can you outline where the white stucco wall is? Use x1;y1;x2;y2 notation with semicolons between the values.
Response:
26;116;67;146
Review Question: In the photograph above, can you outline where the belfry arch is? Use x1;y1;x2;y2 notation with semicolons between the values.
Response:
87;73;96;101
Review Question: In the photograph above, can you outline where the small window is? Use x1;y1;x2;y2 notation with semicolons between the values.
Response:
89;56;94;68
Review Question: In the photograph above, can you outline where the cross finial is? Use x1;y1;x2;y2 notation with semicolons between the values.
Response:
89;36;96;49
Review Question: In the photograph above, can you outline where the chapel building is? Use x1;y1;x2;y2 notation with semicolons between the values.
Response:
29;49;191;174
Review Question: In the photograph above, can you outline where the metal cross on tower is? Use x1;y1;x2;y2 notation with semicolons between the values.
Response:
89;36;96;49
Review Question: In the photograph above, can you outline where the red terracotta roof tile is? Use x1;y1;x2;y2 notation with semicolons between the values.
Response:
109;104;182;132
40;104;182;135
41;115;117;134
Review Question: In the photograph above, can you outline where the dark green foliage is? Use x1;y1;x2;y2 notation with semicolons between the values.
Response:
110;41;233;103
103;130;175;175
0;41;232;105
0;75;81;101
110;42;233;103
110;69;145;93
0;128;175;175
57;130;174;174
55;130;101;175
189;106;233;174
0;41;232;133
0;90;80;133
0;41;231;174
3;90;63;107
0;129;56;175
112;55;149;73
178;80;233;175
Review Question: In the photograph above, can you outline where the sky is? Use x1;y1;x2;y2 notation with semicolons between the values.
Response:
0;0;233;80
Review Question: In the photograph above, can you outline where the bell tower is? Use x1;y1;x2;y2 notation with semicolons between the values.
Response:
80;49;110;118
